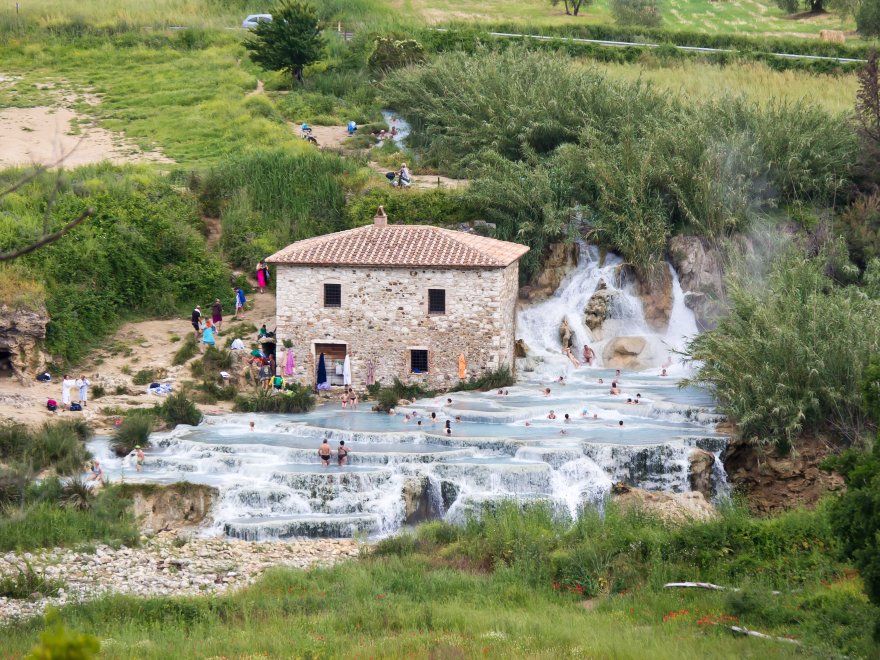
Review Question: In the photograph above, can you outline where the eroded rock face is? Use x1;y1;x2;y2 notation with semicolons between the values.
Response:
583;279;616;340
668;236;726;331
559;318;573;350
519;242;579;301
0;303;49;383
402;476;440;524
688;448;716;499
621;266;673;333
723;435;845;516
611;482;716;523
126;483;218;534
602;336;652;370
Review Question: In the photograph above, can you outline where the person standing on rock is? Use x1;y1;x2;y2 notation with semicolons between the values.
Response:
191;305;202;339
61;374;75;410
76;375;90;407
319;439;332;467
212;298;223;334
135;445;145;472
582;344;595;366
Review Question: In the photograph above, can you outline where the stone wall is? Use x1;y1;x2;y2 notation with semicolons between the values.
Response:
275;262;520;390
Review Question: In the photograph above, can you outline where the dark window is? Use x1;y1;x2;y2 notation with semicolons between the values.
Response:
428;289;446;314
411;349;428;373
324;283;341;308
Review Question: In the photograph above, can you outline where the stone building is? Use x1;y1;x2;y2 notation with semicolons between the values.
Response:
266;208;529;390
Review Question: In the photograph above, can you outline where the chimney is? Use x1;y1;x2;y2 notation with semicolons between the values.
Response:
373;205;388;227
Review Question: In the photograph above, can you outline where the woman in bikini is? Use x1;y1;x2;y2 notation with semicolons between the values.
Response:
318;439;332;467
337;440;350;466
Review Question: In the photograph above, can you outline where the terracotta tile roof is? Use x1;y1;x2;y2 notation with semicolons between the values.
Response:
266;224;530;269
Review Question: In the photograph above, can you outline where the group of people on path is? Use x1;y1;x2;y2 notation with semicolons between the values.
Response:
191;285;251;349
51;374;90;412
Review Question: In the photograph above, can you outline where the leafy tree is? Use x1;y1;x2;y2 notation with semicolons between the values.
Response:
367;37;425;74
776;0;827;14
858;0;880;36
244;2;325;85
550;0;594;16
824;357;880;639
610;0;662;26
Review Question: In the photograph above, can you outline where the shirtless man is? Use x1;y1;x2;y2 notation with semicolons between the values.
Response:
547;410;557;420
318;439;332;467
582;344;595;366
610;381;621;395
135;445;145;472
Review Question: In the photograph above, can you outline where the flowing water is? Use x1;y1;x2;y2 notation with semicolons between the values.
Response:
88;246;726;540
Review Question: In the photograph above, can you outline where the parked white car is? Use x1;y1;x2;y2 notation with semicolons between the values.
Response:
242;14;272;29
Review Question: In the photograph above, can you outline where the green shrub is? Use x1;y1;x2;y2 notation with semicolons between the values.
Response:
191;346;234;379
132;368;167;386
0;563;64;599
90;385;106;399
371;377;435;412
202;149;364;269
367;36;425;73
0;166;231;363
233;386;315;413
684;253;880;449
610;0;662;27
385;48;856;275
25;618;100;660
0;485;138;551
110;413;154;457
450;367;515;392
172;336;199;366
160;393;203;427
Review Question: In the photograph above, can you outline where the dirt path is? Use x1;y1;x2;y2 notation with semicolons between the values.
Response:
0;291;277;432
303;123;468;190
0;106;171;169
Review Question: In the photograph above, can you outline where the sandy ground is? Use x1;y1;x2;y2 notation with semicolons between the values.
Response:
0;106;172;169
0;291;277;433
305;123;469;191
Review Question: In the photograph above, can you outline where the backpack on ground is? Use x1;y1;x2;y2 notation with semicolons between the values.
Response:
46;399;57;411
69;403;82;411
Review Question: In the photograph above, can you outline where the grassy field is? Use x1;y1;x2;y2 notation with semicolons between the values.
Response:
3;502;879;658
597;59;858;114
0;0;857;37
0;563;810;658
405;0;854;35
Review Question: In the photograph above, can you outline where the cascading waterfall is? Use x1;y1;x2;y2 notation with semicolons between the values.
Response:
87;244;727;540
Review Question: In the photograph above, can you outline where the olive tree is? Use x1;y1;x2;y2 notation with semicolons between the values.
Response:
244;1;325;85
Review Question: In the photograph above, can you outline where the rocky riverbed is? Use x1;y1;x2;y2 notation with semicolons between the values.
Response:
0;533;361;622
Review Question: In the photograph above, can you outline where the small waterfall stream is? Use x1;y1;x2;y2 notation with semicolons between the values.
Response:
88;245;726;540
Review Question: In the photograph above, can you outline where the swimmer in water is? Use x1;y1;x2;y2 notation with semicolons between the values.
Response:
610;381;621;395
660;368;668;377
544;388;551;397
455;416;462;422
547;410;557;420
249;421;255;431
597;378;604;385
